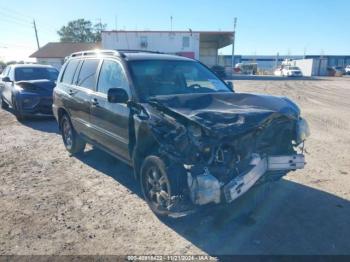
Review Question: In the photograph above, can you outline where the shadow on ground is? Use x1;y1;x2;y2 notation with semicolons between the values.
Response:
2;107;59;134
77;147;350;255
22;118;59;134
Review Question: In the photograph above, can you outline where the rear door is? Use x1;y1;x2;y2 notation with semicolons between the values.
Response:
58;59;82;127
69;58;101;139
90;58;131;161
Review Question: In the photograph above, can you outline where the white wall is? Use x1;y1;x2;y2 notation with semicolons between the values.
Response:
200;41;218;67
291;59;328;76
291;59;314;76
36;58;63;70
102;31;200;59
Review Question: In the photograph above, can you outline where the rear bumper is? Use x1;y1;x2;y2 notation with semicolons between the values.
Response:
52;104;59;121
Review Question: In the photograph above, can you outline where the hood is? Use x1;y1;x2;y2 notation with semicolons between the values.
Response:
147;92;300;136
16;79;56;95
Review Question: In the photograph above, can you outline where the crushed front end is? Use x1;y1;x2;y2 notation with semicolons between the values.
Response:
139;93;310;216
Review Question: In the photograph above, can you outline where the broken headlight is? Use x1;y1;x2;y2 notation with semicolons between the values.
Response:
296;118;310;144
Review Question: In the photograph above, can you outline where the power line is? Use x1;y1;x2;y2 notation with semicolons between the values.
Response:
0;5;33;21
0;9;32;24
0;16;32;27
0;6;56;35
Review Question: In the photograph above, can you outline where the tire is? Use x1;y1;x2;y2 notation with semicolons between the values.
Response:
60;114;86;155
140;155;175;217
15;111;24;121
1;96;9;110
13;101;25;121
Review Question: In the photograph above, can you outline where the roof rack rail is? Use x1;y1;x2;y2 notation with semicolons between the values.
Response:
117;49;164;54
69;49;122;58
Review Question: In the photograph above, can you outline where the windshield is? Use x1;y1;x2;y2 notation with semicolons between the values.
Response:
15;67;59;82
128;60;231;101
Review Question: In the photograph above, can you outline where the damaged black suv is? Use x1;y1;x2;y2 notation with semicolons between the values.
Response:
53;50;310;217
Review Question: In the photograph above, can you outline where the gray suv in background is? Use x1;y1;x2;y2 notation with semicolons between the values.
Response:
53;50;309;218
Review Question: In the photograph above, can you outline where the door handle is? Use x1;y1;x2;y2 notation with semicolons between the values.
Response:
91;98;99;106
68;89;75;95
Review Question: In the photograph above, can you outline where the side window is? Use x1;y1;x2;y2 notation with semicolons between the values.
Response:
97;60;129;95
77;59;100;90
61;59;80;84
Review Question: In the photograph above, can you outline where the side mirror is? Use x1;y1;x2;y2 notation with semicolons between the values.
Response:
107;88;129;104
226;81;234;91
2;76;12;82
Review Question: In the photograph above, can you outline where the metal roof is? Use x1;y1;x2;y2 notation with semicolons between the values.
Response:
30;42;101;58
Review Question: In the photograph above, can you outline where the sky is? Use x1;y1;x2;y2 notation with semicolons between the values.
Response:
0;0;349;61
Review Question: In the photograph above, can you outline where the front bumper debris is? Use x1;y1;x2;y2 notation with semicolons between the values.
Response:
224;154;305;203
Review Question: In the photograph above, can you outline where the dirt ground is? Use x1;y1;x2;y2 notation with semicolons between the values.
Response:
1;77;350;255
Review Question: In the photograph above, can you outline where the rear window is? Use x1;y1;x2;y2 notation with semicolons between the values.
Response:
61;60;80;84
76;59;100;90
15;67;58;81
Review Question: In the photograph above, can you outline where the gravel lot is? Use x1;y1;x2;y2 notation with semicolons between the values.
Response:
1;77;350;255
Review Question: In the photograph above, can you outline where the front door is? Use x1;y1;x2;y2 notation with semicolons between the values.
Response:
90;59;131;161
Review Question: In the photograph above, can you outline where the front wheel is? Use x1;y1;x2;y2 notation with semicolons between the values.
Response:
140;156;173;217
60;114;86;155
11;98;25;121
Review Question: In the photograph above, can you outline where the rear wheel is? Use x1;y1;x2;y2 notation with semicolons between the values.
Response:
60;114;86;155
1;96;9;110
140;156;173;217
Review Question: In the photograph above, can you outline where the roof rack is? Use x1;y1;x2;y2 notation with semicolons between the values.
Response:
68;49;165;60
117;49;164;54
69;49;122;58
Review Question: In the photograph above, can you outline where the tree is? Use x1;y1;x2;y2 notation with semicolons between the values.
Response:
57;19;106;43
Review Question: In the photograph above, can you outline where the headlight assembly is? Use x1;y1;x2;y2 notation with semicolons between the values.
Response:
296;118;310;144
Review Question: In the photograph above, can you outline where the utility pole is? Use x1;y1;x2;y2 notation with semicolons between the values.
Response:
231;17;237;76
170;16;173;32
33;19;40;50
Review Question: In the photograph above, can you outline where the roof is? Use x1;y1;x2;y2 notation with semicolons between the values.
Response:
30;42;101;59
102;30;233;49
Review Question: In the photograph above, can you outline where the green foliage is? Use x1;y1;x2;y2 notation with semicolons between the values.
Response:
57;19;107;43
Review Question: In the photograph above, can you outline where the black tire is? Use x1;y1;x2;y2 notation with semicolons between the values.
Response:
13;103;25;121
140;155;175;217
1;96;9;110
60;114;86;155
